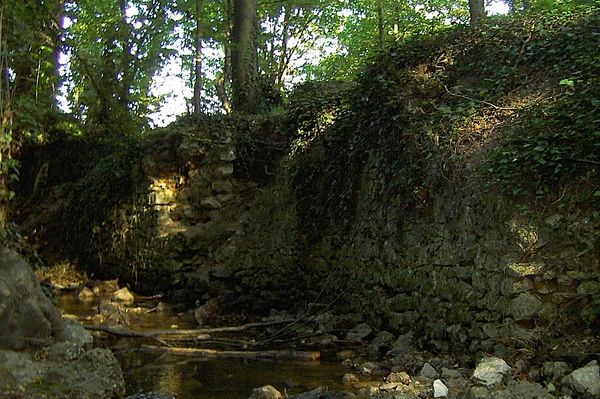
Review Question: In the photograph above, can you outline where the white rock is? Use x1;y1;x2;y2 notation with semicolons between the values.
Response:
248;385;282;399
473;357;512;385
563;360;600;397
433;379;448;398
111;287;134;304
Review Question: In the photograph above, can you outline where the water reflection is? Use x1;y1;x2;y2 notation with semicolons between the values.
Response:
117;349;346;398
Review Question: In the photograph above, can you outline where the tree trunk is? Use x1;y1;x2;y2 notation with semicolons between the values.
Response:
51;0;65;107
275;5;290;91
118;0;134;108
231;0;258;113
468;0;485;25
193;0;203;115
377;0;385;50
215;0;233;113
393;1;401;34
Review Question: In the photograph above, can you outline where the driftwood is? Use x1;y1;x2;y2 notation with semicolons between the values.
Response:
85;318;297;340
140;345;321;361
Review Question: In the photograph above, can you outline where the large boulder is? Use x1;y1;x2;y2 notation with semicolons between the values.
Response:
562;361;600;398
0;347;125;399
0;249;66;350
0;249;125;398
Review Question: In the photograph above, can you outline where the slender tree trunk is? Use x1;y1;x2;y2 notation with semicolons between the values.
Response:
51;0;65;107
468;0;485;25
215;0;233;113
393;1;401;34
118;0;134;108
231;0;258;113
376;0;385;50
275;5;290;91
193;0;203;115
215;48;232;114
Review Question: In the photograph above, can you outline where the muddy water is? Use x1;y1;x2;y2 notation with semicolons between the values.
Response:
56;293;349;399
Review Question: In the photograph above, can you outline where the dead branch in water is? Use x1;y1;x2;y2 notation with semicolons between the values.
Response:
140;345;321;361
84;318;297;339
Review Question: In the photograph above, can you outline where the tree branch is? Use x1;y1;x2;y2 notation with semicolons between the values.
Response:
444;85;520;111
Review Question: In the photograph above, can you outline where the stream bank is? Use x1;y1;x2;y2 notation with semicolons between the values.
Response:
48;275;600;399
48;277;600;399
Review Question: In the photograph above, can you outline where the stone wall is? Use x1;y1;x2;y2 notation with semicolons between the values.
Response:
155;138;598;353
38;128;599;353
240;146;599;355
327;153;600;352
92;131;253;302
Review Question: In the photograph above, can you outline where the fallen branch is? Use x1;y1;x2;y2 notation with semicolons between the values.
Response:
569;158;600;166
85;318;297;339
85;325;171;347
147;319;298;336
514;22;536;68
85;325;152;338
444;85;520;111
140;345;321;361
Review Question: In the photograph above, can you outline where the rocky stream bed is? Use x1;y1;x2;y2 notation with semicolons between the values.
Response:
45;270;600;399
0;247;594;399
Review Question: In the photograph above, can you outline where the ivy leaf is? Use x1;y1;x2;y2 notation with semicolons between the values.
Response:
559;78;575;87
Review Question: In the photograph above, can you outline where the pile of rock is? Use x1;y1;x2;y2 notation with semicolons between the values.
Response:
247;355;600;399
245;319;600;399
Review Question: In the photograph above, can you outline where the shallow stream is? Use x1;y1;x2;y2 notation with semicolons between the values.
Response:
56;292;349;399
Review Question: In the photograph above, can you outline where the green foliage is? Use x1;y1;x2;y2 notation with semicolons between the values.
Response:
309;0;470;80
285;80;356;144
290;5;600;241
230;112;289;183
0;0;64;218
484;6;600;203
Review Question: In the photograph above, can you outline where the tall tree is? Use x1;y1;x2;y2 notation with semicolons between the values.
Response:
231;0;258;113
214;0;233;113
192;0;203;115
65;0;176;130
0;0;63;224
